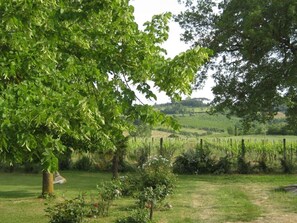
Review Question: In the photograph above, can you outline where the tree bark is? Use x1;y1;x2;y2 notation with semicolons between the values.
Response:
149;202;154;220
42;171;54;197
112;154;119;179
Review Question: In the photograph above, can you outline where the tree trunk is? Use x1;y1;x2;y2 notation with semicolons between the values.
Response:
112;154;119;179
149;202;154;220
42;171;54;197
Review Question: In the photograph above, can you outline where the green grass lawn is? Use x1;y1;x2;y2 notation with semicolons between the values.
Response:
1;171;297;223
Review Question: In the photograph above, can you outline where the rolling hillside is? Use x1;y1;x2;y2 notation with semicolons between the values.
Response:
153;98;288;137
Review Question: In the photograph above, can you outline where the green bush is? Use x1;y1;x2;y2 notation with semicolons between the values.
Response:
139;156;175;197
255;159;269;173
90;180;122;217
173;149;199;174
45;180;123;222
237;157;252;174
173;145;215;174
45;195;86;223
0;162;17;172
118;175;138;196
23;162;41;173
116;209;153;223
136;156;175;221
280;158;294;173
213;155;232;174
58;150;72;170
73;155;93;171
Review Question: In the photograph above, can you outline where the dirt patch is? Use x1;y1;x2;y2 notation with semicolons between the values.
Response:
189;181;297;223
191;182;220;222
241;184;297;223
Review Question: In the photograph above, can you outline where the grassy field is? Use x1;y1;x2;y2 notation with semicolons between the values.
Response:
153;103;288;137
175;113;240;132
1;171;297;223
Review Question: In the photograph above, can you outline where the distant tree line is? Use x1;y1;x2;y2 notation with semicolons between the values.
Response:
156;98;209;115
180;98;209;107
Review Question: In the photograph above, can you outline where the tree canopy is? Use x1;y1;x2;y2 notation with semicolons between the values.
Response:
177;0;297;129
0;0;210;171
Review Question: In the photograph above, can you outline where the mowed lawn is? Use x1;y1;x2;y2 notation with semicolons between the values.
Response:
1;171;297;223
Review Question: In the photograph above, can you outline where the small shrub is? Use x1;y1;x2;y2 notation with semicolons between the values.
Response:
137;185;169;220
90;180;122;217
173;149;198;174
237;157;252;174
213;155;232;174
0;162;17;172
194;145;216;173
280;158;294;173
116;209;153;223
255;153;270;173
58;150;72;170
255;160;268;173
136;156;175;221
73;155;93;171
173;145;215;174
118;175;138;196
24;162;41;173
140;156;175;195
92;151;113;171
45;195;86;223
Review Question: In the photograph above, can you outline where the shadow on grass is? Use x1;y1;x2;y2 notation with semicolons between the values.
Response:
0;190;37;198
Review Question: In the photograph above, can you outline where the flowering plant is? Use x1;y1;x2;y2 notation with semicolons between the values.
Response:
137;155;176;220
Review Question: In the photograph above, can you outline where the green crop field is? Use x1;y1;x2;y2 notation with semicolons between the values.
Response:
153;101;288;138
1;172;297;223
153;113;241;137
176;113;239;132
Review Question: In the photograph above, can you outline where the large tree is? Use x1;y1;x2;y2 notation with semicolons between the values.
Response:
0;0;209;195
177;0;297;129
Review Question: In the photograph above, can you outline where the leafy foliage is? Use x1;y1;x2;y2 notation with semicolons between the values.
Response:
45;195;87;223
136;156;175;220
129;120;152;138
173;146;216;174
139;156;175;198
45;179;123;222
177;0;297;129
0;0;209;177
73;155;94;171
116;209;153;223
91;180;122;217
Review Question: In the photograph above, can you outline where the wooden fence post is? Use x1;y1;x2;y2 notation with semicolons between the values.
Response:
290;143;293;164
241;139;245;158
160;137;163;156
283;138;287;162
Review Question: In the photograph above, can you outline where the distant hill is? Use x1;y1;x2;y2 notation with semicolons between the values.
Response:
153;98;291;137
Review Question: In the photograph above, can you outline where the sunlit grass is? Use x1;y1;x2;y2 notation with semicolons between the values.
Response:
1;172;297;222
